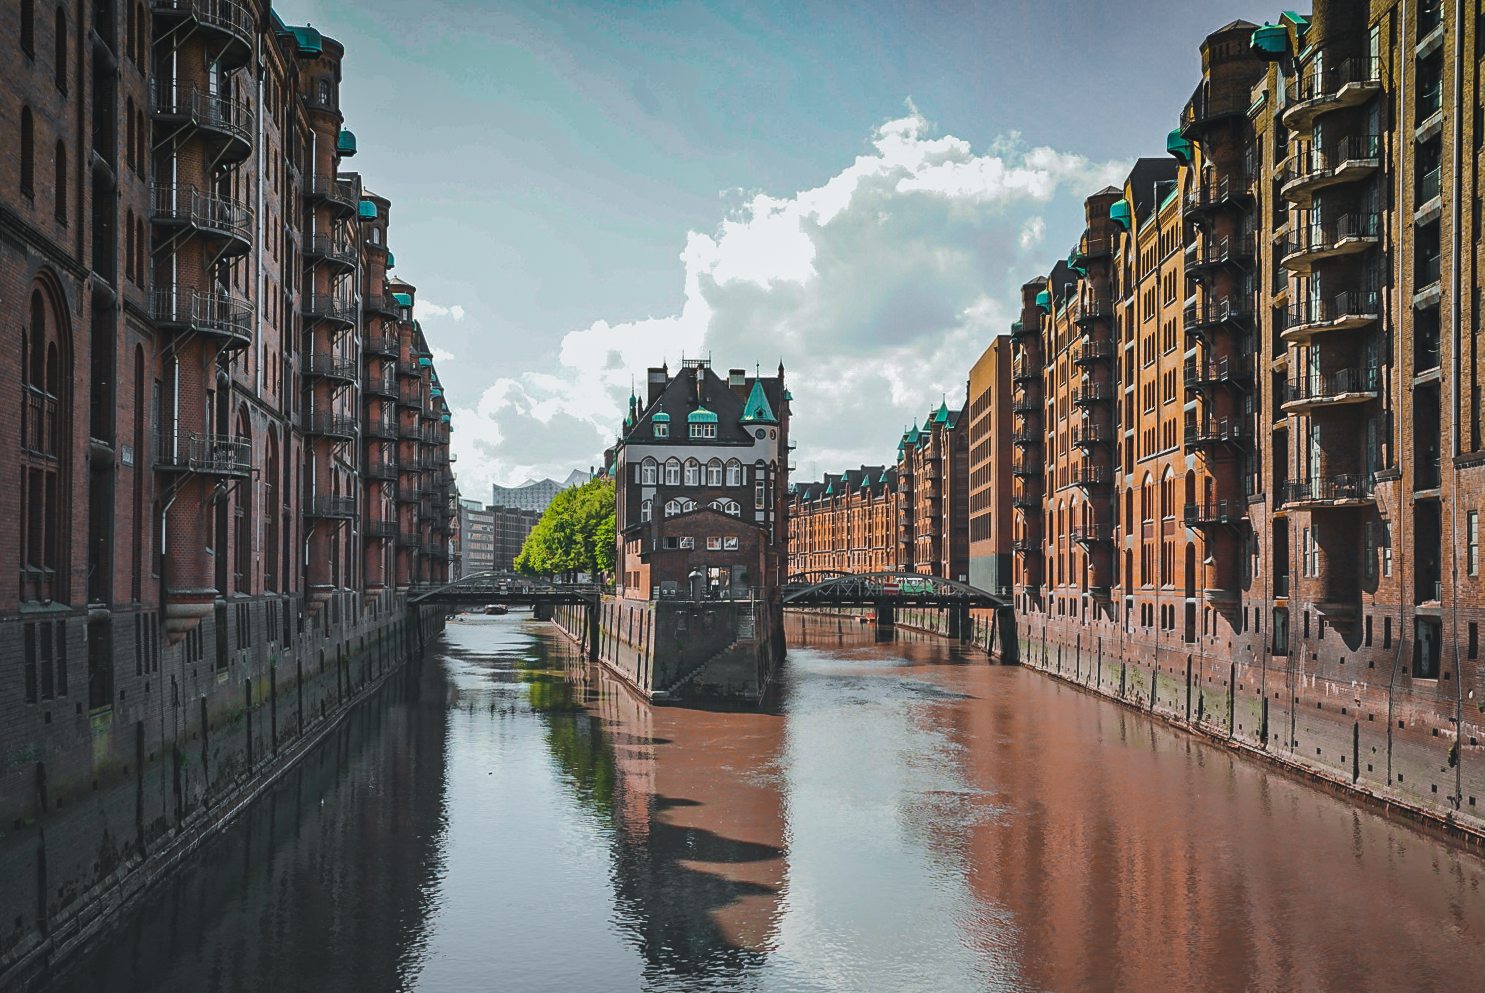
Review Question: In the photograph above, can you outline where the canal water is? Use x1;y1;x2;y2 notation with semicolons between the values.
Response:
39;613;1485;993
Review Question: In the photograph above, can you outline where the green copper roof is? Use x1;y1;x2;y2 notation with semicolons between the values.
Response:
286;25;322;56
430;387;443;398
1166;128;1192;165
878;470;890;484
652;412;670;422
933;400;950;425
1251;22;1288;56
824;480;834;495
783;389;793;401
358;200;378;220
739;379;778;424
337;129;357;157
1109;199;1132;231
392;292;413;308
1034;289;1051;312
385;251;395;269
417;356;431;367
687;407;718;424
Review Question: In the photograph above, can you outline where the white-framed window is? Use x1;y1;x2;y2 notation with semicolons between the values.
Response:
690;422;716;439
679;536;695;549
1382;538;1393;577
755;482;766;509
707;536;722;550
710;498;739;516
707;460;723;486
640;500;652;522
664;459;680;485
654;422;668;439
724;536;739;550
1470;512;1480;576
1302;528;1317;577
726;461;744;486
684;460;700;486
641;460;657;485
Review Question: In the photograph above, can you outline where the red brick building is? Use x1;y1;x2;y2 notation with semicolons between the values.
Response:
1;2;453;959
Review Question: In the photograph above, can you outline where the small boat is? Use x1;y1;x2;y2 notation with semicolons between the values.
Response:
482;604;508;616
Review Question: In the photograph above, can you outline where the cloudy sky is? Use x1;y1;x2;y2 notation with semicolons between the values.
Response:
282;0;1276;496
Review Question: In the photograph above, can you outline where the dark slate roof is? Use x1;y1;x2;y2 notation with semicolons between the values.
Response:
626;364;785;444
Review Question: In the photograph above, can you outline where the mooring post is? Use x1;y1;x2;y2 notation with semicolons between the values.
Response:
875;604;895;628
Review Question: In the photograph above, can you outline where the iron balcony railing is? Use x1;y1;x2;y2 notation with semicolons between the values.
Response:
156;432;251;476
1180;85;1252;135
150;0;254;51
306;495;357;519
1283;366;1380;406
397;359;422;378
303;293;357;326
364;334;400;357
1011;459;1042;477
150;184;253;246
365;372;397;398
307;175;358;212
1184;234;1253;271
1284;290;1381;334
365;294;402;317
398;420;422;440
1071;524;1114;544
1072;296;1114;326
1011;429;1040;446
1071;383;1114;406
1011;539;1040;554
364;457;398;481
1417;167;1443;205
366;417;398;440
1012;360;1040;383
150;288;252;347
304;413;358;439
1070;423;1109;446
1011;394;1041;414
1287;56;1381;110
1184;416;1250;448
1184;295;1253;335
364;519;398;539
304;351;358;382
1183;173;1252;216
1280;212;1381;263
1280;135;1382;193
1279;474;1375;506
1079;234;1114;260
1184;354;1253;390
1183;501;1245;527
1071;338;1115;364
1071;466;1110;488
148;83;252;153
305;234;358;269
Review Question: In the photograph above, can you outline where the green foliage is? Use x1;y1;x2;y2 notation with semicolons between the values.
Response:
515;476;616;579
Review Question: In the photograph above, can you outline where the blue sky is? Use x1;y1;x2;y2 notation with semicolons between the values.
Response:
282;0;1278;494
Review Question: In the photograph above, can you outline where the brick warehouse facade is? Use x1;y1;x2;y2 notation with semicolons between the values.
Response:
790;4;1485;836
0;1;454;979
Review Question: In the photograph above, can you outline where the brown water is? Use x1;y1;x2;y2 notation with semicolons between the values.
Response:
38;613;1485;993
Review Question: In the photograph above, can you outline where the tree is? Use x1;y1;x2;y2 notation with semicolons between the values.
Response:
515;476;616;580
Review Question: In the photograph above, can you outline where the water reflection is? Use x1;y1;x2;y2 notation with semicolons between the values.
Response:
36;612;1485;993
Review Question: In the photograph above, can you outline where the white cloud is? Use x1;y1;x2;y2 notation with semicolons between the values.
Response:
448;106;1128;493
418;300;466;321
430;347;456;363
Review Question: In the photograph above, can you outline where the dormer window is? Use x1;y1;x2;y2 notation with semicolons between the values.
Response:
653;412;670;439
687;407;717;439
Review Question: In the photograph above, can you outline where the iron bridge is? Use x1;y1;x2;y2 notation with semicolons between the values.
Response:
781;570;1008;609
408;571;600;607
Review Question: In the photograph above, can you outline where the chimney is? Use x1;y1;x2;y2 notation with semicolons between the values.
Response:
728;368;747;399
647;367;668;405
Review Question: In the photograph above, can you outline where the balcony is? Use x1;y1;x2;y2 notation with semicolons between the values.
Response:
364;334;400;357
1183;501;1246;529
1070;423;1109;448
398;420;422;440
150;289;252;350
1012;489;1041;510
1071;338;1115;365
1280;290;1381;342
1282;366;1380;413
1184;234;1253;276
1283;56;1382;131
1279;135;1381;207
364;294;402;319
1011;394;1041;415
1011;539;1040;554
304;351;358;384
1279;474;1375;509
155;432;251;476
1071;466;1110;489
1184;416;1250;450
1012;360;1040;384
150;185;252;256
1183;354;1252;393
1071;524;1114;545
366;417;398;440
1072;296;1114;327
303;293;357;329
364;457;398;481
304;413;358;440
307;175;359;216
149;84;251;163
1182;173;1252;219
1180;85;1252;138
150;0;253;69
1280;214;1380;273
305;234;358;274
1011;459;1042;477
1011;429;1040;448
306;495;357;519
1070;383;1114;407
397;359;422;379
365;372;397;398
364;519;398;540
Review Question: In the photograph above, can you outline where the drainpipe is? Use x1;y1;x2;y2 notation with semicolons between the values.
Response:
1449;0;1466;810
255;36;265;392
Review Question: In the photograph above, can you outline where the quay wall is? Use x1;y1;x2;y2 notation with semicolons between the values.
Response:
0;595;445;991
552;596;784;704
1016;610;1485;847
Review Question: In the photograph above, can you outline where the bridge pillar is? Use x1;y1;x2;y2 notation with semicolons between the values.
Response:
947;605;971;641
995;605;1019;664
586;602;600;662
874;605;895;628
532;602;552;621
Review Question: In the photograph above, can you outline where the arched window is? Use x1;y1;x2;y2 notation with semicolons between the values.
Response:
641;458;657;485
264;429;280;591
125;97;135;171
706;460;723;486
54;7;66;91
664;458;680;486
20;107;35;197
710;498;739;516
53;141;66;224
683;459;700;486
20;285;70;603
726;460;743;486
640;499;652;523
125;210;135;283
318;79;332;106
233;410;252;592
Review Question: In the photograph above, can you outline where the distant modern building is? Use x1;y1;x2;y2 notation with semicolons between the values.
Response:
490;469;589;513
456;499;539;577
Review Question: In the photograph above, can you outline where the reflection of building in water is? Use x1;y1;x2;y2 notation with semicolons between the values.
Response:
549;656;789;976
